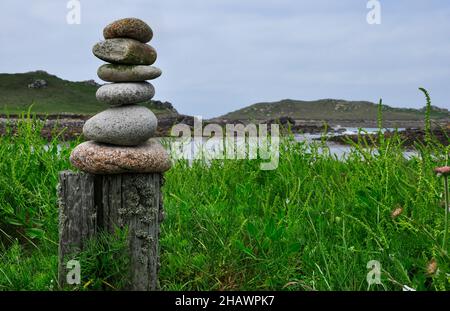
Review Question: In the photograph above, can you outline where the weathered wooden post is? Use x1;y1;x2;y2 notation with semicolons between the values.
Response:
58;171;166;290
57;18;170;290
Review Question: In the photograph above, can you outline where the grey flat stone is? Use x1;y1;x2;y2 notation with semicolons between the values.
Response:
93;38;157;65
70;139;171;174
83;105;157;146
103;18;153;43
97;64;162;82
96;82;155;106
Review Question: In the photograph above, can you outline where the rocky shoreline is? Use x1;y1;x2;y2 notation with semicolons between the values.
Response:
327;127;450;147
0;114;194;141
0;115;341;141
1;114;448;148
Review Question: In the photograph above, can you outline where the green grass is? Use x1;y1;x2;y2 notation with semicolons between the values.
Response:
0;71;100;114
0;114;449;291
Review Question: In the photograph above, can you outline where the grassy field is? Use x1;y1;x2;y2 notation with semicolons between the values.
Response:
0;71;100;114
0;113;449;291
0;71;174;116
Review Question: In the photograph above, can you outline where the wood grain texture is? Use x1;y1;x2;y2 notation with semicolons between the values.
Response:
57;171;96;287
57;171;163;291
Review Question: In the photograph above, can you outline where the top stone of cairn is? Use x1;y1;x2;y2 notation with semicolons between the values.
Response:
103;17;153;43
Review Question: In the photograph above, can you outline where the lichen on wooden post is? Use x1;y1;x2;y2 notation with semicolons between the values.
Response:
121;173;162;290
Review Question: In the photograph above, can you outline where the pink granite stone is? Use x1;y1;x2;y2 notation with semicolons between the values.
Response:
70;139;171;174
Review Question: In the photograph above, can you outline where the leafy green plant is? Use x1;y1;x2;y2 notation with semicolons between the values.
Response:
0;110;76;244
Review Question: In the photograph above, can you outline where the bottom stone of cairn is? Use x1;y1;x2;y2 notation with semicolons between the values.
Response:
70;139;171;174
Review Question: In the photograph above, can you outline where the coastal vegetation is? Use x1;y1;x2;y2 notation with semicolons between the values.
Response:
0;97;448;290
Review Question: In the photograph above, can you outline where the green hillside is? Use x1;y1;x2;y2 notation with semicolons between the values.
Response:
0;71;175;116
219;99;449;121
2;72;448;122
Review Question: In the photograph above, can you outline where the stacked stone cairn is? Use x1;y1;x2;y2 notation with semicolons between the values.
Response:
70;18;171;174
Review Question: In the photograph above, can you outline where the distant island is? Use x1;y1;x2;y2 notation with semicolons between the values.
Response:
214;99;449;129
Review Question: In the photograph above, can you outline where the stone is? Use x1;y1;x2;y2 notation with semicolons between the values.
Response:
97;64;162;82
103;18;153;43
93;38;157;65
82;79;100;87
96;82;155;106
70;139;172;174
28;79;47;89
83;105;157;146
151;100;176;112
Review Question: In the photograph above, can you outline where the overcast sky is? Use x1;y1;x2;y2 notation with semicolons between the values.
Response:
1;0;449;117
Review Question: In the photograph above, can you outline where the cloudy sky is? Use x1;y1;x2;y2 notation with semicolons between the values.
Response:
1;0;449;117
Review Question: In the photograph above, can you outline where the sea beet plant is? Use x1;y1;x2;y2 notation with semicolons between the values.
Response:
434;166;450;251
419;87;432;144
